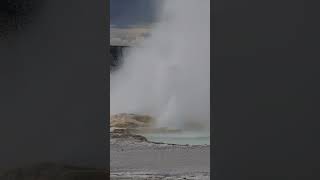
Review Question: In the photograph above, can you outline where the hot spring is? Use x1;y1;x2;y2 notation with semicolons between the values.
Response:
110;0;210;145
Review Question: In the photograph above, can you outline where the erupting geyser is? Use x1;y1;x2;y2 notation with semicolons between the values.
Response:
110;0;210;131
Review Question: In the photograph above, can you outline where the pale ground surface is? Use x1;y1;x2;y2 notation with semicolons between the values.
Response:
110;137;210;180
110;114;210;179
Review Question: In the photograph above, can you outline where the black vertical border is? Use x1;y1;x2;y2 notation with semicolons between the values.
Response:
211;0;215;178
106;0;110;173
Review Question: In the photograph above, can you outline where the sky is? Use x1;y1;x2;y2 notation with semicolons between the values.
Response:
110;0;161;27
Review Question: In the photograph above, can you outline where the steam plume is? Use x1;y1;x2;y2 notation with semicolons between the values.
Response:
110;0;210;131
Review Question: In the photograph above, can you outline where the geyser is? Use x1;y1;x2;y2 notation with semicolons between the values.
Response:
110;0;210;131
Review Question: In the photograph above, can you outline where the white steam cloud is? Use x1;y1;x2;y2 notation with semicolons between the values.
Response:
110;0;210;131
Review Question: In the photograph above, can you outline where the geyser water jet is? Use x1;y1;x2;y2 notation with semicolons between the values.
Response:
110;0;210;131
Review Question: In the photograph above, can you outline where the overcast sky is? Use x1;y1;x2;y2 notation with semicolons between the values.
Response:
110;0;161;27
